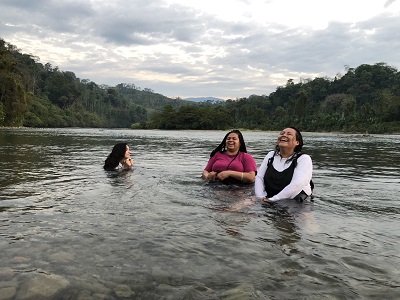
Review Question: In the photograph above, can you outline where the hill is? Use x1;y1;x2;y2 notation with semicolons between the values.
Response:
1;37;399;133
0;38;194;128
184;97;225;103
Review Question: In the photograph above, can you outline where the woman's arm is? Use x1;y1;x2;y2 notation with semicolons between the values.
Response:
216;153;257;183
254;154;272;198
216;170;255;183
202;155;218;180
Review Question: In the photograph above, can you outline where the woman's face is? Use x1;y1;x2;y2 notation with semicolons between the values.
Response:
277;128;299;151
225;132;240;152
124;146;131;158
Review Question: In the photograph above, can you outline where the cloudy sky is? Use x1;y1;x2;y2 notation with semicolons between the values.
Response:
1;0;399;100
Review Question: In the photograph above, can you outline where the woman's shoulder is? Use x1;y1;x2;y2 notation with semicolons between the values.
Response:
240;152;258;163
240;152;255;158
264;150;275;159
298;152;311;158
297;153;312;163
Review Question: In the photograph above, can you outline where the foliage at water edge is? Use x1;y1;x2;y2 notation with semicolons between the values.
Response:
1;38;399;133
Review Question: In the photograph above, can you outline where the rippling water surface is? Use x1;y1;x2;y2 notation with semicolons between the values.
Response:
1;128;400;299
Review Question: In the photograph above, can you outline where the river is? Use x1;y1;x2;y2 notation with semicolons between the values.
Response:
1;128;399;299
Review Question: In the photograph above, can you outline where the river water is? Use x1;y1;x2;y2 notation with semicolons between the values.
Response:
0;128;399;299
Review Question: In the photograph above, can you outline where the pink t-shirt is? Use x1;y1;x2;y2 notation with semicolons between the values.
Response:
204;152;257;173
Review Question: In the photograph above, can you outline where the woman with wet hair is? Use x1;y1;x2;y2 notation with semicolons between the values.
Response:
103;143;134;171
255;127;313;202
202;130;257;184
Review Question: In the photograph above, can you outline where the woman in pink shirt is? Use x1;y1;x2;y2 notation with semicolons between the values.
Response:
202;130;257;184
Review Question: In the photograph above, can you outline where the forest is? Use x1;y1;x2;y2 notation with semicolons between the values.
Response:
1;38;399;133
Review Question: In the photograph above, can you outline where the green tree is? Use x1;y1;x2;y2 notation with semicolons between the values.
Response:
0;47;28;125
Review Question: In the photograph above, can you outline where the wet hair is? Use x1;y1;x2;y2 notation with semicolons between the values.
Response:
274;126;304;162
104;143;128;170
209;129;248;158
290;126;303;152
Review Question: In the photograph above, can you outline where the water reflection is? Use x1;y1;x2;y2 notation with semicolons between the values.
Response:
1;128;400;299
261;200;319;250
203;180;319;254
105;169;134;189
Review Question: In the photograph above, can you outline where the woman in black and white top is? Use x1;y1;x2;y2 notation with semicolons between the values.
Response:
255;127;313;203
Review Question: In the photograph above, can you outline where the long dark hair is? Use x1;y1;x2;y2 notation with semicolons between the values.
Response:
210;129;247;158
104;143;128;170
274;126;304;162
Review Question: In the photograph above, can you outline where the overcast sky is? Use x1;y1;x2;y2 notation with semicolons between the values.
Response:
1;0;399;99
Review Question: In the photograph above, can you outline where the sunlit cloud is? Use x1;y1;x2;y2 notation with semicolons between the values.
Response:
0;0;399;99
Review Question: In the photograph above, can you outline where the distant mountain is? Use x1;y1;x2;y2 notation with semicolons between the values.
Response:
115;83;194;111
184;97;225;103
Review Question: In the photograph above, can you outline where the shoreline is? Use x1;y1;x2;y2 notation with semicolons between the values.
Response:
1;126;400;135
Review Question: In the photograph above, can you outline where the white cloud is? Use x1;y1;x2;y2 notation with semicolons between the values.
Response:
0;0;399;99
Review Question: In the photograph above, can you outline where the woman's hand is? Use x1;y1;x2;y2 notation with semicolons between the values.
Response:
216;170;231;181
259;197;272;203
202;170;217;180
122;157;134;168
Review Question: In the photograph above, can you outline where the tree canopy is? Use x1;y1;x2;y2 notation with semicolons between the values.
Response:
1;38;399;133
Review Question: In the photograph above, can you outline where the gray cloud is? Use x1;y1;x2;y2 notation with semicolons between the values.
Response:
0;0;399;99
385;0;397;8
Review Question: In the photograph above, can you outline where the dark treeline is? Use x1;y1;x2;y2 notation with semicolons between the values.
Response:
1;38;400;133
0;38;191;128
147;65;400;133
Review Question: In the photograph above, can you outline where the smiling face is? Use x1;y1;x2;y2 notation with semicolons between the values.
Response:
124;145;131;159
277;128;300;154
225;132;240;154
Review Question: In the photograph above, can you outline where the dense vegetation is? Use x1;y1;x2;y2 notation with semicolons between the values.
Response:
1;38;399;133
0;38;192;128
146;65;400;133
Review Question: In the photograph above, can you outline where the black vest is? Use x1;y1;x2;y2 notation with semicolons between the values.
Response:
263;153;314;199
